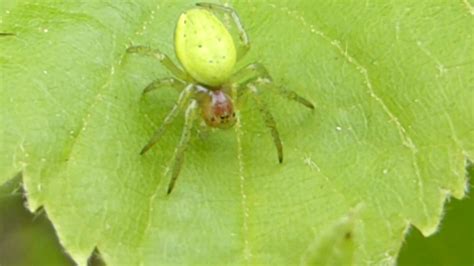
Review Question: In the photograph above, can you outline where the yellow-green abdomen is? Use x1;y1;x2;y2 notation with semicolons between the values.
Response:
175;8;237;87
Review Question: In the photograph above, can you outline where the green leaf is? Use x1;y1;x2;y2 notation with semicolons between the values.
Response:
1;0;472;265
301;207;358;266
0;175;75;266
398;163;474;266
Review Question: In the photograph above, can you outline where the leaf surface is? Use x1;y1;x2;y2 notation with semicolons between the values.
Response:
0;0;473;265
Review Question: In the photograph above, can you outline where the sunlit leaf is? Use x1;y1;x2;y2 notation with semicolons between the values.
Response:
1;1;472;265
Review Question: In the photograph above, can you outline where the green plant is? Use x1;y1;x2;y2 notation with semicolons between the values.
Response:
0;1;472;265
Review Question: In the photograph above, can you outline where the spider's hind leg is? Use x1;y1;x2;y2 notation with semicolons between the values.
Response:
142;77;186;95
196;2;250;59
127;45;190;81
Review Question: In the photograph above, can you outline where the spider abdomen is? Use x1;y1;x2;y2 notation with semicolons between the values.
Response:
175;8;237;87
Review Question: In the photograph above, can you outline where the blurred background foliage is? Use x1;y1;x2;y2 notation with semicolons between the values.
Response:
398;163;473;266
0;174;104;266
0;164;472;266
0;175;74;266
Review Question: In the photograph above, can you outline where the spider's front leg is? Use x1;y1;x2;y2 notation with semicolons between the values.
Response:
246;83;284;163
126;45;190;81
232;63;315;163
167;99;199;194
140;84;195;155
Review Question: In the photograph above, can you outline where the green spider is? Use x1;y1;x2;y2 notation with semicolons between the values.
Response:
127;3;314;194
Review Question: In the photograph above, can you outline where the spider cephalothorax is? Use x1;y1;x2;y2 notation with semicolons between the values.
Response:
127;3;314;194
199;88;236;129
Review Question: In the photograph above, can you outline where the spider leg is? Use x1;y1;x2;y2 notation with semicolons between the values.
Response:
167;99;199;194
232;63;315;109
274;86;315;110
127;45;190;81
140;84;195;155
143;77;186;95
247;83;283;163
196;2;250;59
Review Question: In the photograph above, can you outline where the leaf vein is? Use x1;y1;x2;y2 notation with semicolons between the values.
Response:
266;2;431;227
462;0;474;15
234;88;252;263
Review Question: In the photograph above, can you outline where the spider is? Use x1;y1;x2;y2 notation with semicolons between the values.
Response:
127;3;314;194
